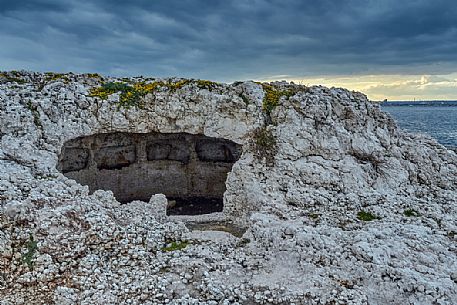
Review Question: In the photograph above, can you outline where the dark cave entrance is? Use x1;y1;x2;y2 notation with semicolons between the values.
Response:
57;132;242;215
166;197;224;215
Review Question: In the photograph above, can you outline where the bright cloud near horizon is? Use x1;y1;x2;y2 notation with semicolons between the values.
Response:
1;0;457;100
263;73;457;101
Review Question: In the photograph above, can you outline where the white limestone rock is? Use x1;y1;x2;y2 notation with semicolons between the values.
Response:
0;71;456;304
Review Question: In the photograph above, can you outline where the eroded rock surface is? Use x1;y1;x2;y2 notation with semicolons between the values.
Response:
0;71;456;304
58;132;241;205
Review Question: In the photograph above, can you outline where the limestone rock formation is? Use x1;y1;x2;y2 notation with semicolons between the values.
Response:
0;71;456;304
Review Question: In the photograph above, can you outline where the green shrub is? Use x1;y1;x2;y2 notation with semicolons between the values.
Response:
0;72;26;84
26;101;42;128
309;213;320;220
89;82;141;109
85;73;102;79
261;83;299;115
90;82;131;99
195;79;218;90
262;84;282;115
44;72;69;83
404;209;421;217
89;79;206;109
161;241;189;252
252;127;277;165
357;210;379;221
22;234;38;270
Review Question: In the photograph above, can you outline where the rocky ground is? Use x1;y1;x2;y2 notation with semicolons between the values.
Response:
0;71;456;304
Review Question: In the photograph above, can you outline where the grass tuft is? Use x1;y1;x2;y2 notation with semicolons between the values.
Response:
357;210;380;221
404;209;421;217
161;241;189;252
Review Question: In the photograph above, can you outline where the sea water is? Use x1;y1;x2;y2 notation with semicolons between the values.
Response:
381;101;457;148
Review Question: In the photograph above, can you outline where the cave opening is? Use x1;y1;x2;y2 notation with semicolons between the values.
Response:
57;132;242;215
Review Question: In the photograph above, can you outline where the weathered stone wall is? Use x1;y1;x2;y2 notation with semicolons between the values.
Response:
58;132;242;204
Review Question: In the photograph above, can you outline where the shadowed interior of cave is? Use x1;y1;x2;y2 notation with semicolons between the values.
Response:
57;132;242;215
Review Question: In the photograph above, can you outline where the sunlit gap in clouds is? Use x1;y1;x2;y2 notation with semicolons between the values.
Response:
260;73;457;101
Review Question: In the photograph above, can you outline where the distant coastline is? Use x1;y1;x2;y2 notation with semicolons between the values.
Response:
381;100;457;106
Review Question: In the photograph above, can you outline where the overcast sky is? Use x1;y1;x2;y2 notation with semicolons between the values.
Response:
1;0;456;100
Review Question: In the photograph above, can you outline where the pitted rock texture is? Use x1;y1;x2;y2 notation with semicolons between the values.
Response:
58;132;241;204
0;71;456;304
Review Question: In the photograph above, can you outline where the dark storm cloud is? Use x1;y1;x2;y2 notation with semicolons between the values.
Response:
1;0;456;80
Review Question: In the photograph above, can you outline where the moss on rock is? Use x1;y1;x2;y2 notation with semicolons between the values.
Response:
252;126;278;166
